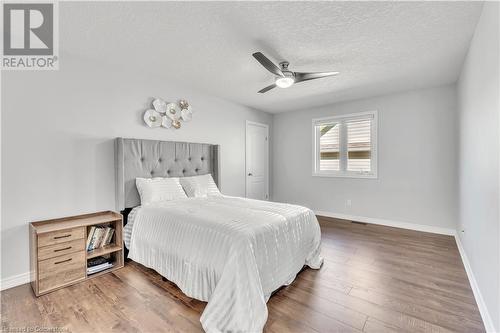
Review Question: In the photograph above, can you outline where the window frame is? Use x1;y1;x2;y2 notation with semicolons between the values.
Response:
312;110;378;179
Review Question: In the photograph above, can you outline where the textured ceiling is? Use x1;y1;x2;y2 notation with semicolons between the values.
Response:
60;2;483;113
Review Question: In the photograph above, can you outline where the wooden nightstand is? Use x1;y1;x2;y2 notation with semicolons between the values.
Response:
29;211;124;296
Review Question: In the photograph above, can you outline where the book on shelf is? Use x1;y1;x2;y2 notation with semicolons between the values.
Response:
87;255;113;275
86;226;115;251
87;262;113;275
94;227;105;249
86;226;96;250
86;227;99;251
87;256;109;268
105;229;115;246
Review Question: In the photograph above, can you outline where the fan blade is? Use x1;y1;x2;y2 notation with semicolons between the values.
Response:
294;71;339;83
258;83;277;93
253;52;284;77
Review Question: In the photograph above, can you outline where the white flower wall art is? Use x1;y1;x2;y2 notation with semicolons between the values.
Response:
144;98;193;129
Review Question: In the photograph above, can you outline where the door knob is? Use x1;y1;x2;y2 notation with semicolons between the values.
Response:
248;173;253;176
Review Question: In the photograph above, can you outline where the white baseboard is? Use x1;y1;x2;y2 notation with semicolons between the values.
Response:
315;210;455;235
0;271;30;291
454;233;496;333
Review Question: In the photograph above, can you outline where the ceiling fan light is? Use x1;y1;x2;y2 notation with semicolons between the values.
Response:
275;77;294;88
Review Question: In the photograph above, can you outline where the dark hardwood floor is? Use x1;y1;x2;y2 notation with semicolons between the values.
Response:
1;217;485;333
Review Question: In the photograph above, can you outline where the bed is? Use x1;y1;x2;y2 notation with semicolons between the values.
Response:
115;138;323;333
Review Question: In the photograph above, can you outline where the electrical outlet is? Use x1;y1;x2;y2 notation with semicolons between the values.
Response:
345;199;352;208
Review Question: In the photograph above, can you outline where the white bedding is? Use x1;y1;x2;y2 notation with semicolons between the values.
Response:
124;196;323;333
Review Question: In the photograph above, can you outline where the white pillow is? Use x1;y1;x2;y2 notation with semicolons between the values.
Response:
179;174;221;198
136;177;187;206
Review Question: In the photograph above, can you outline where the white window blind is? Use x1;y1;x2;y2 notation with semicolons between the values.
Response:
313;111;377;178
319;123;340;171
347;119;371;172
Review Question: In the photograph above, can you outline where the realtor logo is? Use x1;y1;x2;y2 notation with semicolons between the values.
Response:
2;2;59;70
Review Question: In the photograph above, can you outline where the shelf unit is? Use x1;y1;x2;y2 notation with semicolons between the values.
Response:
30;211;124;296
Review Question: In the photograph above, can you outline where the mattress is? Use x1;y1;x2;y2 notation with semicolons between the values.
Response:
124;196;323;333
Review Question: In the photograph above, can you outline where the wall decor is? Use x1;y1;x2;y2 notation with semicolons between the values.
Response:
144;98;193;129
143;109;162;128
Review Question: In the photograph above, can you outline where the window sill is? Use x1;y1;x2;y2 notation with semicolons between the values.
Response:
312;172;378;179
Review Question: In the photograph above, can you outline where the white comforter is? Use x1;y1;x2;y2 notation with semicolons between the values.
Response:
124;196;323;333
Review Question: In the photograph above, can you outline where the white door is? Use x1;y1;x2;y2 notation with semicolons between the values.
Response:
246;121;269;200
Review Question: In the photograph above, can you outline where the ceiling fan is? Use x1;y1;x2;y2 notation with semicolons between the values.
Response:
252;52;339;93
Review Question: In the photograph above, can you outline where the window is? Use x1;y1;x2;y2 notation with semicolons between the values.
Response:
313;111;377;178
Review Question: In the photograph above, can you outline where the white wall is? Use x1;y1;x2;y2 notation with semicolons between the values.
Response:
0;54;272;282
457;2;500;331
272;85;458;231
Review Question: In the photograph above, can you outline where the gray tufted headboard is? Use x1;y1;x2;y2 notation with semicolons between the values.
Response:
115;137;220;210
